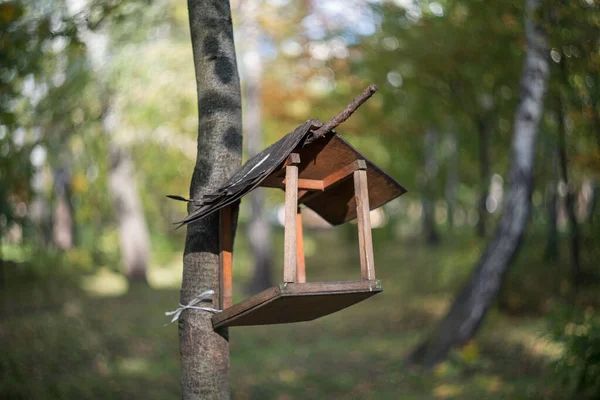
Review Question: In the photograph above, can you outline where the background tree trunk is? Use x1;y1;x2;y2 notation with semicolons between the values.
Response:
242;0;273;293
476;117;492;237
179;1;242;398
68;0;151;283
52;166;75;250
556;91;581;291
445;130;459;233
108;144;150;282
544;149;559;261
408;0;549;368
422;126;440;245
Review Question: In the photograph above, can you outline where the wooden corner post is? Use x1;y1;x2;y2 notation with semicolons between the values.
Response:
296;207;306;283
220;205;233;309
354;161;375;281
284;153;300;283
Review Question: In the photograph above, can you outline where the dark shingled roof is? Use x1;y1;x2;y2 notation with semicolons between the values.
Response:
172;119;406;227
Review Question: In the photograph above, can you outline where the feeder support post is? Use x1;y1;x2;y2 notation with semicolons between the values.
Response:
354;161;376;280
220;205;234;309
284;153;300;283
296;207;306;283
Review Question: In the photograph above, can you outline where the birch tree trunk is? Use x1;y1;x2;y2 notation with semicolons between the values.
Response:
243;0;273;293
179;1;242;398
408;0;549;368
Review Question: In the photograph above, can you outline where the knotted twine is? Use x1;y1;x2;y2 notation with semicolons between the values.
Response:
164;289;221;326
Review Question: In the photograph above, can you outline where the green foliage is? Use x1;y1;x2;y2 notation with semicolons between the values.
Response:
548;305;600;399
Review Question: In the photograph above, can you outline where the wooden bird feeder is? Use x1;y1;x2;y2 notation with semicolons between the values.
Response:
171;85;406;329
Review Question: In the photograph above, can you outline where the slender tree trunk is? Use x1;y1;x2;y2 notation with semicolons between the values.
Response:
590;76;600;148
243;0;273;293
589;184;598;225
445;130;459;233
108;145;150;282
422;126;440;245
408;0;549;368
556;92;581;291
52;166;75;249
68;0;152;282
476;117;492;237
544;149;559;261
179;1;242;398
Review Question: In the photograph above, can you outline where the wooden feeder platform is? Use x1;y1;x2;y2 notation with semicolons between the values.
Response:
212;280;382;328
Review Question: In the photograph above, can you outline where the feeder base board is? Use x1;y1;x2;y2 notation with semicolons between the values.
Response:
212;280;382;328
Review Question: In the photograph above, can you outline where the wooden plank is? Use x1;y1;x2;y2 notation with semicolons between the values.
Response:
219;206;233;309
354;168;376;280
296;208;306;283
297;159;365;205
322;160;366;189
260;177;324;191
212;280;382;328
283;154;300;283
281;280;381;295
214;285;281;327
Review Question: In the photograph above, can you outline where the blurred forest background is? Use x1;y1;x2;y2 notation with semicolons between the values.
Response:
1;0;600;398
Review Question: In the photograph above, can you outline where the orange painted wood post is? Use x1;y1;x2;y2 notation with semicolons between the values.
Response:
354;165;376;280
296;207;306;283
283;153;300;283
220;206;233;309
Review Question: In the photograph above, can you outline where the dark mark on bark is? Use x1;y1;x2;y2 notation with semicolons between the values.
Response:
223;126;242;150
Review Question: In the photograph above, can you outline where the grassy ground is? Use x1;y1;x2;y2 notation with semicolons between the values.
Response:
0;230;584;399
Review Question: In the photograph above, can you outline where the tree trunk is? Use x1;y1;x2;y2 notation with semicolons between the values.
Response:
476;117;492;237
179;1;242;399
67;0;151;283
544;150;559;261
556;91;581;291
108;145;150;282
243;0;273;293
590;75;600;148
422;126;440;245
445;130;459;233
52;166;75;250
408;0;549;368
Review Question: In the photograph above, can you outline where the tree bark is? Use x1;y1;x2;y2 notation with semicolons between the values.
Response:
422;126;440;245
408;0;549;368
476;117;492;237
108;145;150;282
179;1;242;399
242;0;273;293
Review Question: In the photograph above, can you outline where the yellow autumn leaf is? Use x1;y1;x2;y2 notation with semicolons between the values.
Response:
459;340;479;364
72;173;88;193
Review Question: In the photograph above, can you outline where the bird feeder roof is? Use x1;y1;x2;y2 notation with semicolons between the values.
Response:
176;119;406;227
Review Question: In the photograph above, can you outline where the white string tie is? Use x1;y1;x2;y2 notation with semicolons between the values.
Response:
164;289;221;326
